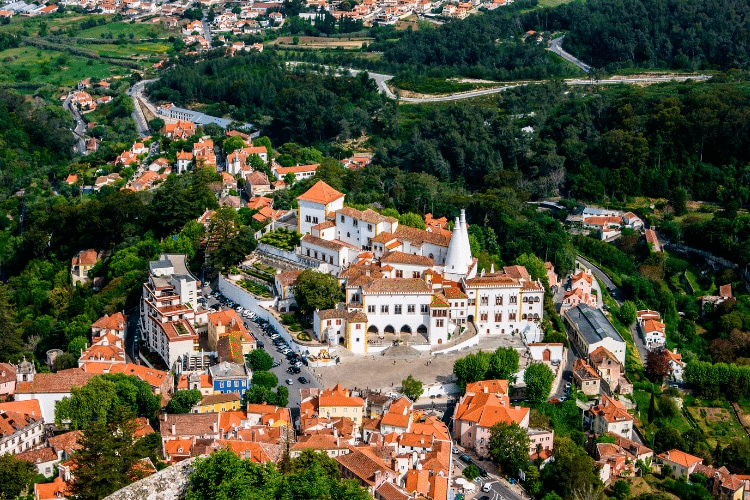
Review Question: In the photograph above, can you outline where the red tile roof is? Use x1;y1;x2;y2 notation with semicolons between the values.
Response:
296;180;344;205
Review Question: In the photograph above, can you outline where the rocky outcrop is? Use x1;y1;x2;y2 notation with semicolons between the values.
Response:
104;458;195;500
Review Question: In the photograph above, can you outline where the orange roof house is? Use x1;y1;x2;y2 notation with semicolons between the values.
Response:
658;449;703;478
452;388;529;458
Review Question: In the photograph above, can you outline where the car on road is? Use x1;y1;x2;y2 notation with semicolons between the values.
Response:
452;447;460;454
298;376;309;384
479;467;488;478
477;496;490;500
287;366;301;374
482;483;492;492
256;341;264;349
459;455;472;464
285;379;293;385
271;360;281;368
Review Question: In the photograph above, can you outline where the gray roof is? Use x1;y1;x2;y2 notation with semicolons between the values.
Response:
159;105;254;130
149;260;172;272
172;274;196;283
565;304;624;345
208;361;250;379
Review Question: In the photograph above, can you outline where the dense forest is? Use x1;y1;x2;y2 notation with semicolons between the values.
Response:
147;51;382;144
526;0;750;70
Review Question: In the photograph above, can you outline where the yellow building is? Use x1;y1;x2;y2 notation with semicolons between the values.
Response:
192;392;242;413
207;309;255;353
317;384;365;428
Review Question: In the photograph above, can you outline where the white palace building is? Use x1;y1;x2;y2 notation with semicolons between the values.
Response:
298;181;546;354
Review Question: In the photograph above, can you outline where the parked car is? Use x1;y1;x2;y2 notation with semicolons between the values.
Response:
298;377;309;384
287;366;301;374
482;483;492;492
285;379;293;385
459;455;472;464
271;360;281;368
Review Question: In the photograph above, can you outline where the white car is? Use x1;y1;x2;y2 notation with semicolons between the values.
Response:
482;483;492;492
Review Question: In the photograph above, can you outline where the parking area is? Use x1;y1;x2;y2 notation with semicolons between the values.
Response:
202;287;321;408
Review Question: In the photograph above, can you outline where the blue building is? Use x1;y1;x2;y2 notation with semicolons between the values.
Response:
208;361;252;399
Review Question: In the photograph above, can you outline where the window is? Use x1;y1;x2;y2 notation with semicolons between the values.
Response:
353;219;358;226
412;271;420;278
421;304;429;313
494;313;502;322
341;215;345;222
336;319;342;325
381;305;389;314
468;299;476;306
327;320;332;326
395;305;402;314
407;304;415;313
480;313;488;322
436;319;444;327
367;305;375;313
368;224;373;230
480;296;489;305
496;296;503;305
396;270;403;278
313;217;319;223
220;382;224;388
356;324;362;330
510;296;518;304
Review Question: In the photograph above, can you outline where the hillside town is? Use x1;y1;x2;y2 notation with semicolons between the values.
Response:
0;148;716;500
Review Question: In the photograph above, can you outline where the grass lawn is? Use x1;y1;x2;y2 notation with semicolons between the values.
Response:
76;21;172;39
0;46;124;86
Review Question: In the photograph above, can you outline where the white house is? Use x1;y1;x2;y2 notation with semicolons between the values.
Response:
563;304;626;365
334;207;398;250
296;181;345;235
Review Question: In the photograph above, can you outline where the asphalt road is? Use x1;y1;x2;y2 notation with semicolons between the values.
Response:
548;35;591;73
127;79;159;138
286;61;710;104
63;93;87;154
453;449;529;500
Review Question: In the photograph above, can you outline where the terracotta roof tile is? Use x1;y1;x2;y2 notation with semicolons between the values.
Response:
381;251;434;267
364;278;431;295
16;372;96;394
296;180;344;205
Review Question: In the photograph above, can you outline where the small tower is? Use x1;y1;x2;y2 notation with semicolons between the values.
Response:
16;358;35;383
443;209;474;281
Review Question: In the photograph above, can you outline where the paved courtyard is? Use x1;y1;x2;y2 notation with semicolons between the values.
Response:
312;335;529;398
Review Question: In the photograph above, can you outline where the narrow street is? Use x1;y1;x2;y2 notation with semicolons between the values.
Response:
62;93;87;155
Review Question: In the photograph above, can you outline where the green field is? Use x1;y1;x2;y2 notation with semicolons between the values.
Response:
76;21;172;39
0;46;125;86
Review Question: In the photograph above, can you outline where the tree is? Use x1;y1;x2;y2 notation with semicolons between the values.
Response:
0;454;36;499
489;422;530;475
653;427;683;453
648;392;655;424
148;118;165;132
453;351;491;388
67;335;88;355
0;285;23;361
401;374;423;400
246;349;273;371
55;374;161;428
669;187;688;216
514;253;548;284
487;347;520;380
293;269;342;315
613;479;631;500
71;414;149;500
252;371;278;389
166;389;203;414
618;301;638;325
223;135;245;154
398;212;426;229
645;348;672;383
463;464;480;480
541;437;601;498
524;363;555;402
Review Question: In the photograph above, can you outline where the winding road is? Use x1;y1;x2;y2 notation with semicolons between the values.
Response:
63;93;88;155
286;61;711;104
548;35;591;73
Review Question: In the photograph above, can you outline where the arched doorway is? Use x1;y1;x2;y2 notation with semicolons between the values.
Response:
543;349;551;361
367;325;379;334
384;325;395;334
417;325;428;335
400;325;412;334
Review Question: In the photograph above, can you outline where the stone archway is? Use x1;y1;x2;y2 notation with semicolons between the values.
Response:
400;325;412;334
368;325;379;334
384;325;395;334
417;325;428;335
